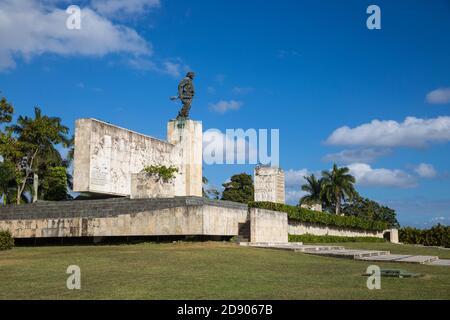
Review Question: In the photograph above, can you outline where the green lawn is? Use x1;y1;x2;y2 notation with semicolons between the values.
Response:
0;242;449;300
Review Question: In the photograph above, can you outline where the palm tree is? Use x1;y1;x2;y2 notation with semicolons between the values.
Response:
321;164;356;215
8;107;70;203
299;174;323;206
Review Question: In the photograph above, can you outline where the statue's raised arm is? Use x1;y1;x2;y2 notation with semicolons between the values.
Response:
170;71;195;119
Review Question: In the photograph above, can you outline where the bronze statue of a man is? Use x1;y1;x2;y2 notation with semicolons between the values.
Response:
170;71;195;119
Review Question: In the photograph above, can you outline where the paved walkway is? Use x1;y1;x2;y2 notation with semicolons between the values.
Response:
240;242;450;266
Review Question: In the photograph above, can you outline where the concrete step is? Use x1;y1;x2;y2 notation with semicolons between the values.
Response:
239;243;449;267
306;249;390;259
357;254;438;264
242;242;304;251
427;259;450;266
296;245;345;252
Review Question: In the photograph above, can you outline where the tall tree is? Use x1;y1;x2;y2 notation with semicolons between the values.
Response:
321;164;356;215
202;176;220;200
7;107;70;204
299;174;324;206
0;97;14;124
221;173;254;204
0;161;17;204
342;194;400;228
0;96;19;204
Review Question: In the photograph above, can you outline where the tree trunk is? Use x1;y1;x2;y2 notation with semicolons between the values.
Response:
16;183;21;204
335;192;340;215
33;173;38;203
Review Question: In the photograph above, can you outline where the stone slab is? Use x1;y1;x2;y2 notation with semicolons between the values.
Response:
250;208;288;243
254;166;285;204
356;254;412;261
427;259;450;266
242;243;449;267
357;254;438;264
305;249;390;259
73;118;176;196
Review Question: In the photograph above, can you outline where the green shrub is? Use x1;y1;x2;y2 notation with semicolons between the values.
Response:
399;224;450;248
0;230;14;250
143;165;178;183
249;201;388;232
289;234;386;243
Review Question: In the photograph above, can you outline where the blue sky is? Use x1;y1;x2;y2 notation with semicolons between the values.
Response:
0;0;449;227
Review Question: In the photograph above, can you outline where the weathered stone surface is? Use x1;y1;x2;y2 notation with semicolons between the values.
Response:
357;254;438;264
130;172;175;199
73;118;203;198
288;221;384;238
250;208;288;243
307;249;390;259
300;203;322;212
73;119;175;196
383;228;399;243
428;259;450;266
167;119;202;197
254;166;285;204
0;197;248;238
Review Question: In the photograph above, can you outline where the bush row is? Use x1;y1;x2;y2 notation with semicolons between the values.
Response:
249;202;388;232
288;234;386;243
399;224;449;248
0;230;14;250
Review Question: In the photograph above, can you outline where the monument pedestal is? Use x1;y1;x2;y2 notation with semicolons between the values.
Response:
167;119;203;197
254;166;285;204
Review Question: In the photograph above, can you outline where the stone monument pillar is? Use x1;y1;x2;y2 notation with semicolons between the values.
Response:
254;166;285;204
167;119;203;197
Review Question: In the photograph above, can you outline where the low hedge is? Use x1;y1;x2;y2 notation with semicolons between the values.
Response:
399;224;449;248
0;230;14;250
249;202;388;232
289;234;386;243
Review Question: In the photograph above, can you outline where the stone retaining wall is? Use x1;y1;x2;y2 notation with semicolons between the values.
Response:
288;220;384;238
0;197;248;238
250;208;288;243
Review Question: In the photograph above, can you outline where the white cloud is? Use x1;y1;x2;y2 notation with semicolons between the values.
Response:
285;169;309;188
209;100;243;114
232;86;254;95
285;189;306;205
276;49;300;59
161;61;181;78
347;163;417;188
91;0;160;17
0;0;151;71
159;60;190;78
326;116;450;148
426;88;450;104
284;169;310;205
214;74;226;84
202;129;257;165
414;163;437;178
323;148;391;164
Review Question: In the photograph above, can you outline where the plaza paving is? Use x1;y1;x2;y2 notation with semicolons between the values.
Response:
241;242;450;266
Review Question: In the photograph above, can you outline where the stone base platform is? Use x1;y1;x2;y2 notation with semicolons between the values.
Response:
0;197;248;239
241;243;450;266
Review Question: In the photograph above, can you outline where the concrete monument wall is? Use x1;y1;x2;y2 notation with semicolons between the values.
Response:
73;119;175;196
250;208;288;243
167;119;203;197
0;197;248;238
130;172;175;199
384;228;399;243
254;166;285;204
73;118;202;198
288;221;384;238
